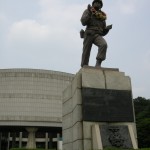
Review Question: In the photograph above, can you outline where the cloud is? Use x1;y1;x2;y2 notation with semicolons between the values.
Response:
38;0;84;28
5;0;84;61
116;0;137;15
7;19;49;43
0;13;7;22
5;3;83;72
133;86;147;98
6;0;85;46
143;50;150;72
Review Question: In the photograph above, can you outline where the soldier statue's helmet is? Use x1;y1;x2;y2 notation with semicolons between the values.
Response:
92;0;103;7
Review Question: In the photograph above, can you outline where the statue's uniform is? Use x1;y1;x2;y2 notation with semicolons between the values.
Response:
81;8;108;67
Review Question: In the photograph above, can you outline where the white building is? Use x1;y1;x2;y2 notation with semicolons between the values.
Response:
0;69;74;150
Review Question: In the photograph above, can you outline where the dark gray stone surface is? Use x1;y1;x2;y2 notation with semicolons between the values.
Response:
100;125;133;148
82;88;134;122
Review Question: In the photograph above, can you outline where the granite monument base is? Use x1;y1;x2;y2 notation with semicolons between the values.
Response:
62;66;138;150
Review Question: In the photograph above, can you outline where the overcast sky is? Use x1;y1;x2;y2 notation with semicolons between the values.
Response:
0;0;150;99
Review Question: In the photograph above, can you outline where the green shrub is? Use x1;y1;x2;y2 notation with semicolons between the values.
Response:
103;148;150;150
10;148;150;150
10;149;56;150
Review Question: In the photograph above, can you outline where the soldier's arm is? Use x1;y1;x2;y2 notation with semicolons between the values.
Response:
102;21;112;36
101;21;112;36
80;9;91;26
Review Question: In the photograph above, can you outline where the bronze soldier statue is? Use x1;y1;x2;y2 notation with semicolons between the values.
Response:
80;0;112;67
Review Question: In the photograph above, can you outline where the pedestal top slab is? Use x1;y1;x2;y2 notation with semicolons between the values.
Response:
80;66;131;91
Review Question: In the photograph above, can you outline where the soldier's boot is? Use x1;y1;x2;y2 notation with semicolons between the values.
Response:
95;59;102;67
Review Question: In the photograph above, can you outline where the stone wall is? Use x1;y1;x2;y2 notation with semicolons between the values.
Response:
0;69;74;127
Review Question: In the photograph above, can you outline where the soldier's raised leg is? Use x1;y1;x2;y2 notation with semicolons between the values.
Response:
94;35;107;67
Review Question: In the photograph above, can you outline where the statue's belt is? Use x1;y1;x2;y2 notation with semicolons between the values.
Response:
85;27;103;35
86;27;103;32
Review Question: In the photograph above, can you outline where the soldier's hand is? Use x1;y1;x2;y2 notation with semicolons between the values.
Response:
88;4;96;14
106;24;112;30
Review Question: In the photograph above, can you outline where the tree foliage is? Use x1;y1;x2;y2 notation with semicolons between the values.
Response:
134;97;150;148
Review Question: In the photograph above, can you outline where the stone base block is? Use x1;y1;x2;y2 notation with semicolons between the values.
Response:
62;67;138;150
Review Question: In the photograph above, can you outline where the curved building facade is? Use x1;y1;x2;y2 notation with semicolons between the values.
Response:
0;69;74;150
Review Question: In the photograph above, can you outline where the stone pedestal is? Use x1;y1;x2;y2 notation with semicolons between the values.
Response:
26;127;38;149
62;67;138;150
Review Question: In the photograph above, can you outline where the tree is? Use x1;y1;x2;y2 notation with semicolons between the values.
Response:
134;97;150;148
